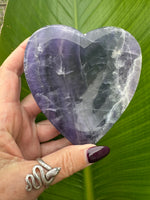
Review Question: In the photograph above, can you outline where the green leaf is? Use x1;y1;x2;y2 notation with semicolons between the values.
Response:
0;0;150;199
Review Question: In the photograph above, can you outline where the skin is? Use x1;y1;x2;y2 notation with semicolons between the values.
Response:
0;39;96;200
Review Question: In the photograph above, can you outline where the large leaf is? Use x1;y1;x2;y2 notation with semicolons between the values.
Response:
0;0;150;199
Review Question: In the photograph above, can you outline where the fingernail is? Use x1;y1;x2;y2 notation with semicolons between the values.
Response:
87;146;110;163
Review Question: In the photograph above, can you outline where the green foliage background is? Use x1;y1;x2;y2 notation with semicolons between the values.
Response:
0;0;150;199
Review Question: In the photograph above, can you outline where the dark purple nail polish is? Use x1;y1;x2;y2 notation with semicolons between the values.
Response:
87;146;110;163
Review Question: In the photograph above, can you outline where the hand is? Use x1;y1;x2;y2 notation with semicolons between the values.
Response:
0;39;110;200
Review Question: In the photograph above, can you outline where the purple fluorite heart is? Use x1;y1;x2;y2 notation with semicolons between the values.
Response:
24;25;142;144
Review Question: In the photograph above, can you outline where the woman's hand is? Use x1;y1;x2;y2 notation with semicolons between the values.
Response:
0;39;110;200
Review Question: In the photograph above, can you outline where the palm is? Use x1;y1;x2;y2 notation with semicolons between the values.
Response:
13;100;41;159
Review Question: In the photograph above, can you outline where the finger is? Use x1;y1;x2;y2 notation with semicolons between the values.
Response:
0;38;29;103
21;93;41;118
1;38;29;76
43;145;110;184
0;68;21;102
37;120;60;142
41;138;71;156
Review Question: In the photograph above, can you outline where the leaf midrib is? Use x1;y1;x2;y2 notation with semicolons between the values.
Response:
74;0;78;29
84;167;94;200
73;1;94;199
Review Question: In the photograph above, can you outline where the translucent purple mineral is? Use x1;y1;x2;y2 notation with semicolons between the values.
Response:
24;25;142;144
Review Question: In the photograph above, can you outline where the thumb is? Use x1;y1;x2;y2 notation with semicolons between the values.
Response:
7;145;109;200
43;144;110;184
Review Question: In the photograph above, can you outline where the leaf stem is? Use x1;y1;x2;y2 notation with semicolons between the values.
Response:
83;166;94;200
74;0;78;29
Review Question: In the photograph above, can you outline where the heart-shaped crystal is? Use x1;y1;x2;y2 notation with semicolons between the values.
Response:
24;25;142;144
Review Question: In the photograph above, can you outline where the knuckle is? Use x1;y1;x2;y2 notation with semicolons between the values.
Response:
61;147;76;177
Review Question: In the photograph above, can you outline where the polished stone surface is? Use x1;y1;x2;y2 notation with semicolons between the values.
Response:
24;25;142;144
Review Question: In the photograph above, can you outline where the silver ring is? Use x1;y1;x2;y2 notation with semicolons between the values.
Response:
25;158;61;191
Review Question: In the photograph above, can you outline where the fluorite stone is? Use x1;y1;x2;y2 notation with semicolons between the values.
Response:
24;25;142;144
